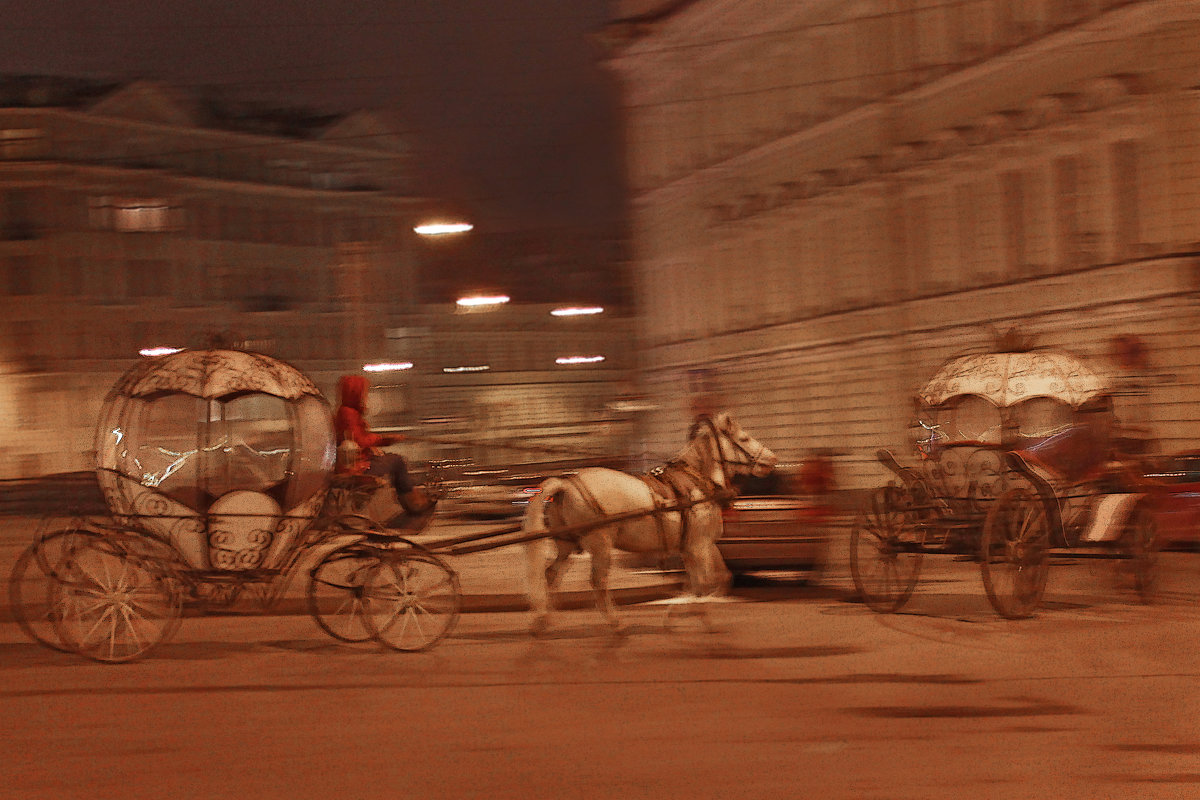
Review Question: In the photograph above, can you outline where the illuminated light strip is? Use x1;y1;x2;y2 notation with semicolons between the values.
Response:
555;355;605;365
139;346;183;357
414;222;474;235
363;362;413;372
551;306;604;317
457;294;510;307
443;365;491;373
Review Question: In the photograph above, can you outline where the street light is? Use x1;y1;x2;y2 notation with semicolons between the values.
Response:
414;222;474;235
363;362;413;373
456;294;510;308
551;306;604;317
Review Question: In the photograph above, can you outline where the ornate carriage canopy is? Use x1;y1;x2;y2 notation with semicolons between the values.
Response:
913;348;1114;452
919;350;1110;409
95;349;336;571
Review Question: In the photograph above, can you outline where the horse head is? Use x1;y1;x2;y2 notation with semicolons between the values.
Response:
691;412;777;480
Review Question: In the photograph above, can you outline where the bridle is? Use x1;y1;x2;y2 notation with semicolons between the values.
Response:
692;413;770;487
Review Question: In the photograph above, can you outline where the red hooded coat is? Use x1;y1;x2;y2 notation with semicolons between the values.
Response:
334;375;386;474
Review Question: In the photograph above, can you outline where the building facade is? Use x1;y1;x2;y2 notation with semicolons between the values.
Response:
606;0;1200;486
0;77;635;477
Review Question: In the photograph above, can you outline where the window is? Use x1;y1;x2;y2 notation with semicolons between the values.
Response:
1001;171;1025;274
2;189;37;239
127;259;170;297
89;197;180;232
6;254;35;295
1053;156;1080;267
0;128;43;159
1112;140;1141;259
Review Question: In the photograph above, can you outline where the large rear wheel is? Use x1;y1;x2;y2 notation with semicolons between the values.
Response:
981;487;1051;619
364;550;460;652
8;526;103;653
849;485;925;613
53;535;183;663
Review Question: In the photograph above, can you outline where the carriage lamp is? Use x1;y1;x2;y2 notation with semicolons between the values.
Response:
908;417;944;459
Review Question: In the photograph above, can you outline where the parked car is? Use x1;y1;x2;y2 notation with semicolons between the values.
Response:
1144;451;1200;549
716;470;832;578
440;458;628;520
623;467;834;579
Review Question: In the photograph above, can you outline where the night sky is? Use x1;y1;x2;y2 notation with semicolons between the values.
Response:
0;0;626;238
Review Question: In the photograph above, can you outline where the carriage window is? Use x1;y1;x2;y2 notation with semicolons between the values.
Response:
201;393;292;496
132;394;205;496
946;395;1001;444
1010;397;1074;441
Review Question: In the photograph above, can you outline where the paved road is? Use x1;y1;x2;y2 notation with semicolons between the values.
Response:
4;552;1200;800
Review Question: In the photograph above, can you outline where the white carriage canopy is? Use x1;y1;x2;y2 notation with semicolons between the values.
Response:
95;349;336;571
916;349;1113;447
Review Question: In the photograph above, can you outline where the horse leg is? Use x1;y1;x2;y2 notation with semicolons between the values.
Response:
673;540;730;633
581;532;622;632
527;538;574;635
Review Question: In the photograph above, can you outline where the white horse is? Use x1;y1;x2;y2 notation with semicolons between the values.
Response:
523;412;777;633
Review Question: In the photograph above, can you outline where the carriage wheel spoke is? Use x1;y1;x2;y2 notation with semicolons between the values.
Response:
364;552;460;652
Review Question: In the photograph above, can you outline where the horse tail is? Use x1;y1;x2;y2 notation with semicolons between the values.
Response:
524;477;566;613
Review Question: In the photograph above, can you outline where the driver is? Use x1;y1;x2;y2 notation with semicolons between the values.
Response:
334;374;435;524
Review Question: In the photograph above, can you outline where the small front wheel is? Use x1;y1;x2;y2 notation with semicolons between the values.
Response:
849;486;924;613
980;487;1050;619
364;550;461;652
306;542;380;643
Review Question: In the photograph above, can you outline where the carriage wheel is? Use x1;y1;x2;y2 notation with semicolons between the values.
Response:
306;542;379;643
1121;507;1159;603
52;535;183;663
8;526;103;653
849;485;924;613
363;550;460;652
980;487;1050;619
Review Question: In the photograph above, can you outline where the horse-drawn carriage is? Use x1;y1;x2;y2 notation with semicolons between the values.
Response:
850;345;1160;618
9;348;461;662
9;348;778;661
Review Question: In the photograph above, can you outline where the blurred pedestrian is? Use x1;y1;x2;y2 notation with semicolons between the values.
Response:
798;449;837;523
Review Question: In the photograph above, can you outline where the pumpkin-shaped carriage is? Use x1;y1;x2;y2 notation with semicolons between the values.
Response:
8;349;460;661
850;345;1160;618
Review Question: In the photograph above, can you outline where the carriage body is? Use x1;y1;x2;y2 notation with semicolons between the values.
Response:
852;347;1159;618
94;348;337;574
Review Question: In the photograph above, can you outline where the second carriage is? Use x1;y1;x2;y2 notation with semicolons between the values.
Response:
849;344;1160;618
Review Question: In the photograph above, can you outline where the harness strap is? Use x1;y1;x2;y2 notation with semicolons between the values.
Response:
639;471;679;555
